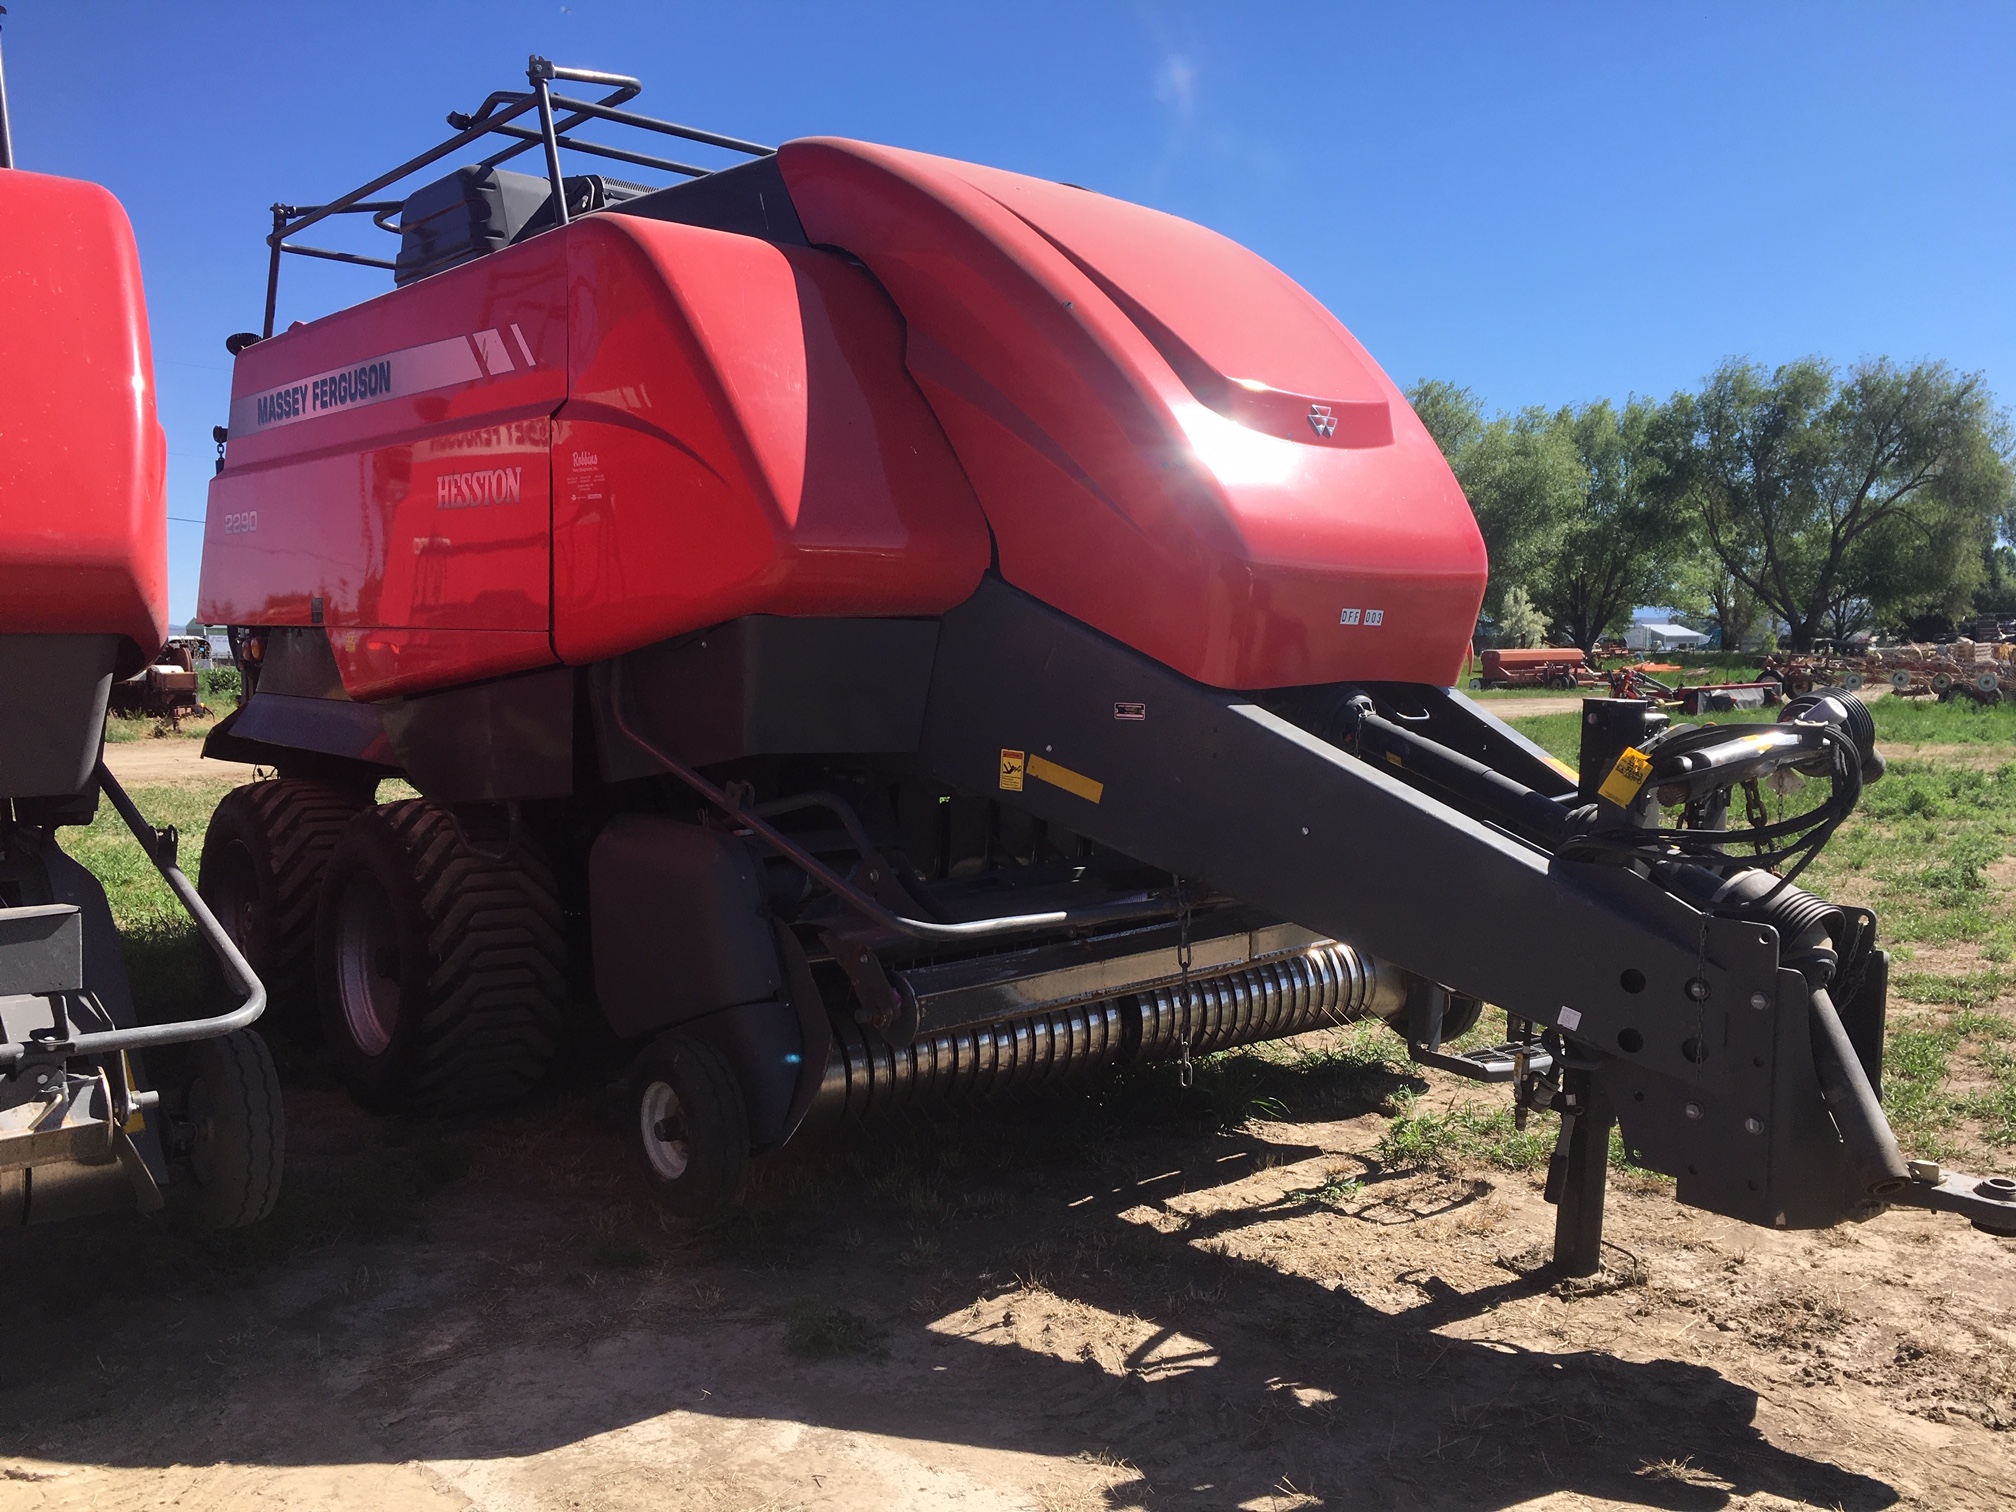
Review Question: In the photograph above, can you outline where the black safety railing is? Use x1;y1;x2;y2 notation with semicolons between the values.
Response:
257;56;773;338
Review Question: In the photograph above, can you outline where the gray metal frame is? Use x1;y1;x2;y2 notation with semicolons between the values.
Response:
906;577;1890;1236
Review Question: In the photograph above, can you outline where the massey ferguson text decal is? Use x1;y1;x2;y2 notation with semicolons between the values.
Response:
252;359;392;425
436;466;524;509
229;325;536;435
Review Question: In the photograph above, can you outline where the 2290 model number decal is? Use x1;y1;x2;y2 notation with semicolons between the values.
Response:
221;511;258;534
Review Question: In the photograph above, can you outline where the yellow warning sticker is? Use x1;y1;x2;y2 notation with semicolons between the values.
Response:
1597;745;1654;807
119;1052;146;1133
1027;752;1104;804
999;749;1026;792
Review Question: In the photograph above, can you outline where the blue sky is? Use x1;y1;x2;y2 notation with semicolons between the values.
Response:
6;2;2012;625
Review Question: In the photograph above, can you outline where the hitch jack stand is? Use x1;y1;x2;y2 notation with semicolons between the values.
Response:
1545;1066;1613;1276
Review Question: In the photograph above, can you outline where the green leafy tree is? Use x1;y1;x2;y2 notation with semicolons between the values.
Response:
1497;584;1550;647
1458;409;1584;617
1974;543;2016;619
1407;379;1486;461
1531;399;1692;653
1408;382;1578;617
1668;358;2012;649
1670;550;1764;650
1408;383;1690;651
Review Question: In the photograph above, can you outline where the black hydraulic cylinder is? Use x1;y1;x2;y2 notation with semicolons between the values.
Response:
1352;710;1578;850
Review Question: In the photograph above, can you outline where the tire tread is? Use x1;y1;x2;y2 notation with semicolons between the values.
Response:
190;1029;285;1228
362;801;568;1112
200;779;371;1031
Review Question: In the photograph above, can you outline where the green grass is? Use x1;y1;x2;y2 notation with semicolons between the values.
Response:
1869;693;2016;745
1376;1096;1557;1173
1469;685;1595;701
1892;969;2009;1008
1368;1090;1666;1181
782;1302;887;1361
1808;760;2016;951
1961;1040;2016;1147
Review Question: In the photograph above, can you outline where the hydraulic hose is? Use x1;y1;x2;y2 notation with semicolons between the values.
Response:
606;661;1174;943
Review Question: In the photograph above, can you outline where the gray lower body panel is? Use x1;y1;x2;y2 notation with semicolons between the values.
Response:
0;633;118;799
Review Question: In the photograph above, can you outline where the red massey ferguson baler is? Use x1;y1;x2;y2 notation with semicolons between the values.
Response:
0;156;279;1229
196;60;2015;1264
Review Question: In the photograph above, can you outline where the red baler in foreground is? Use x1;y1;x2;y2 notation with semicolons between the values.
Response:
194;59;2014;1266
0;138;278;1228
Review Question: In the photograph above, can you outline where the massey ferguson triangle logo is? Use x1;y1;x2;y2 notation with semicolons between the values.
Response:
1308;404;1338;438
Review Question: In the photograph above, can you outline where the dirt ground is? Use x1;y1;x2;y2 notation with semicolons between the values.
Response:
1475;696;1591;718
100;740;254;789
2;1033;2012;1512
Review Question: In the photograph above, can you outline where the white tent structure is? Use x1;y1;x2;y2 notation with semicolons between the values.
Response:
1624;622;1709;653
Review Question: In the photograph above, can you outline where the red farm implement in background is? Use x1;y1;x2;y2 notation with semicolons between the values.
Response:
185;58;2015;1269
0;41;278;1230
1475;647;1593;690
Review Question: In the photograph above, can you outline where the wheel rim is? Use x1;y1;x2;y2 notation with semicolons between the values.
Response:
208;839;261;961
334;875;401;1056
638;1079;691;1181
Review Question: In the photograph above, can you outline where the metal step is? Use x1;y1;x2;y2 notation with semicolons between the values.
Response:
1409;1040;1553;1085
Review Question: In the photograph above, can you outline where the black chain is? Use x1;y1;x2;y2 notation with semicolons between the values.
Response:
1742;778;1771;846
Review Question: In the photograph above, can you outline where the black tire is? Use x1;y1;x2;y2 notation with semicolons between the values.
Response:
315;801;568;1113
198;778;374;1039
184;1030;285;1229
624;1033;749;1219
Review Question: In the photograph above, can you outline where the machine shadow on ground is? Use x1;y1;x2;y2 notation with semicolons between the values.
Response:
0;1036;1911;1511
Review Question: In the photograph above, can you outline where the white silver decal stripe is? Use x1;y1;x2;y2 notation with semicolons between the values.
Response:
229;333;492;434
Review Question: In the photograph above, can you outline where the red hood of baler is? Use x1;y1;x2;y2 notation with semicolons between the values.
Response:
0;168;167;669
779;138;1485;689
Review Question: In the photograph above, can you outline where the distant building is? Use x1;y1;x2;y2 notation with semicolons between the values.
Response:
1624;622;1709;653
